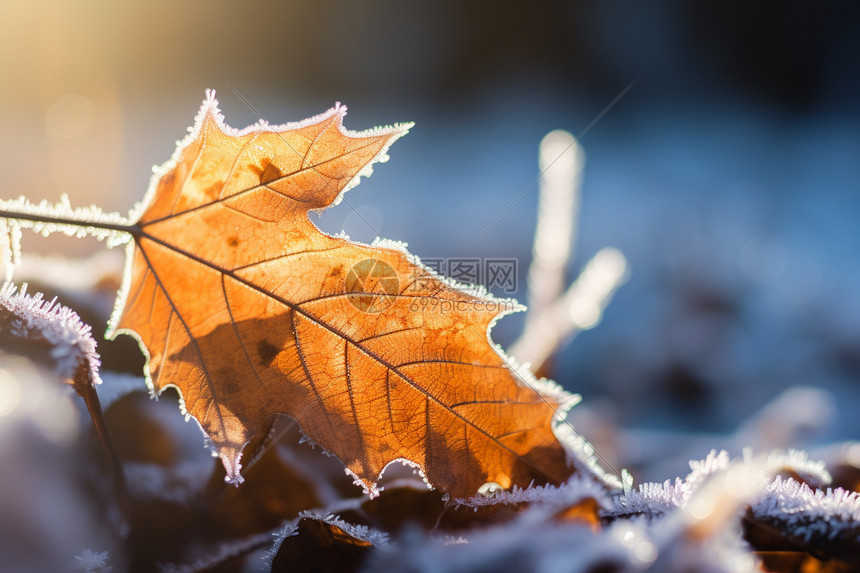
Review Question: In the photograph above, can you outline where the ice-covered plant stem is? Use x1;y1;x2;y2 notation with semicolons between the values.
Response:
0;196;136;500
0;194;144;292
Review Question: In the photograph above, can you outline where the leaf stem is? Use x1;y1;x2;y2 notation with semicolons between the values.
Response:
78;375;127;496
77;370;132;535
0;208;141;238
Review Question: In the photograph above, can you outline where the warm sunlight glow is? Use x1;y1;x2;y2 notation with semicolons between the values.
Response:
0;369;20;418
45;94;95;139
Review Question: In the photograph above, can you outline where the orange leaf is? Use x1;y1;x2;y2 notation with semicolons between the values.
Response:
108;91;583;498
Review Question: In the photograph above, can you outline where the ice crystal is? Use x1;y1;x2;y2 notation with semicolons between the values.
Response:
765;448;832;487
73;549;111;572
752;476;860;543
601;449;859;571
609;450;731;518
453;474;610;510
261;522;299;570
611;477;689;518
686;449;732;486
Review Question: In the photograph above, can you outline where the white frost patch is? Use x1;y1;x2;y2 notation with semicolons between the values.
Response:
367;512;635;573
367;449;799;573
0;282;101;386
452;475;609;510
610;450;731;518
608;446;846;547
261;521;300;570
611;477;690;518
73;549;111;572
751;476;860;543
765;448;832;487
686;449;732;487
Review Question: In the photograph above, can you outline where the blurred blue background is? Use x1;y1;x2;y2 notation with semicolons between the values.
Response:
1;1;858;472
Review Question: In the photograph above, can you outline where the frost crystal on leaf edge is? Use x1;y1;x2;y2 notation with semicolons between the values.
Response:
262;511;388;569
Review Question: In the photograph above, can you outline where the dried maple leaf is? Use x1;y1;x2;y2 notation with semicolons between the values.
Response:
106;91;585;498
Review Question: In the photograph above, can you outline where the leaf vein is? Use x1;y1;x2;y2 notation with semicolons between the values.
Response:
137;241;230;450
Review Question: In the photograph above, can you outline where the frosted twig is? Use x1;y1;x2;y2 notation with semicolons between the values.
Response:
510;247;628;372
508;132;628;373
0;194;135;280
526;130;583;320
0;282;127;499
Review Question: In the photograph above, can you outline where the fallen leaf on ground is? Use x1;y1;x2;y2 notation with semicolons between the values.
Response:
268;513;383;573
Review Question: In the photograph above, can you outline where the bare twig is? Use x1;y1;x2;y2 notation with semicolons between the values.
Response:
526;130;583;322
508;131;629;373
